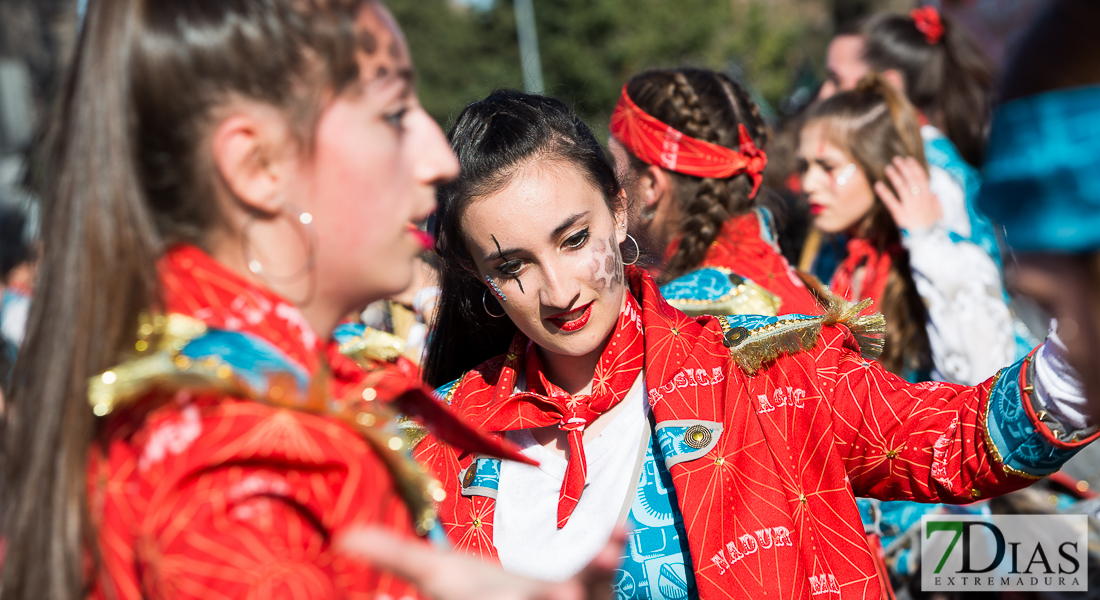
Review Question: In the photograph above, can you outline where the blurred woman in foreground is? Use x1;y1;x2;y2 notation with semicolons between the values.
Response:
979;0;1100;408
0;1;618;599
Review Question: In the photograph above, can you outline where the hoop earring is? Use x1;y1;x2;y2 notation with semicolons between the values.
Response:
482;289;506;318
621;234;640;266
241;203;316;284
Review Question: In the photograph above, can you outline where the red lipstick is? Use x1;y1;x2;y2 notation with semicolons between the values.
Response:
548;301;594;332
809;203;825;216
406;223;434;251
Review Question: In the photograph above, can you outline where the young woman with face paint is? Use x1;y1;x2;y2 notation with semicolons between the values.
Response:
608;68;822;318
0;2;625;599
416;89;1095;600
798;74;1015;386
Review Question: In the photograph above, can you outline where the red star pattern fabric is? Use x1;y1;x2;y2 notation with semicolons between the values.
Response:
86;245;443;600
464;293;644;528
667;212;822;315
829;237;903;311
415;266;1071;599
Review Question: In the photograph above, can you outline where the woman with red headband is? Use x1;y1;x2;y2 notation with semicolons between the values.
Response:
417;88;1094;600
607;68;822;318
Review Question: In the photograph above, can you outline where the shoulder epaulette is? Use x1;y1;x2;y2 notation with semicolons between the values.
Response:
433;378;460;405
660;267;781;317
333;322;406;364
91;314;445;536
717;292;885;375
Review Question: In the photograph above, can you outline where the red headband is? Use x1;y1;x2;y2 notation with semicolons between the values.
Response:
911;6;944;45
609;84;767;197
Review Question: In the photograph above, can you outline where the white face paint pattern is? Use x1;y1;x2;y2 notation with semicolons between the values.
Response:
835;163;858;187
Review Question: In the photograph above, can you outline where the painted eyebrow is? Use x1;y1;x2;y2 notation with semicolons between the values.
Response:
485;234;520;263
551;211;589;240
482;211;589;262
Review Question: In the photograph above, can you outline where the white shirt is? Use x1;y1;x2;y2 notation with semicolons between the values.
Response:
903;226;1016;385
495;375;648;582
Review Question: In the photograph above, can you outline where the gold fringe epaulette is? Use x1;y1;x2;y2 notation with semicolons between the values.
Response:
720;292;886;375
821;292;886;361
89;314;229;416
396;416;430;449
89;314;446;536
338;327;406;364
335;326;432;449
664;267;782;318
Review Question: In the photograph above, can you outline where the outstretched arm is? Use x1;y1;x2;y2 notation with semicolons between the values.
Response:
824;323;1095;503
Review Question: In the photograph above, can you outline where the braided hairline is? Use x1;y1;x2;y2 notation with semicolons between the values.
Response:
659;71;764;283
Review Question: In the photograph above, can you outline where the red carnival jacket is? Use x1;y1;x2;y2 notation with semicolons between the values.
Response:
695;210;820;315
86;245;516;600
415;267;1092;599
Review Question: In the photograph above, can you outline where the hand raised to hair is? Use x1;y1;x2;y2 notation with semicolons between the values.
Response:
337;526;626;600
873;156;943;233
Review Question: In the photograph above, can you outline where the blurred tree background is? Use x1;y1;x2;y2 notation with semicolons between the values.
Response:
388;0;914;134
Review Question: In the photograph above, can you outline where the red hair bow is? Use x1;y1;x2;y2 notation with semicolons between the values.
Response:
609;84;767;197
911;6;944;45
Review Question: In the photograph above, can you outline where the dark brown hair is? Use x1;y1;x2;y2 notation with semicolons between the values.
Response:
805;74;932;377
423;90;623;388
999;0;1100;103
998;0;1100;355
861;10;994;166
0;1;373;597
620;68;768;283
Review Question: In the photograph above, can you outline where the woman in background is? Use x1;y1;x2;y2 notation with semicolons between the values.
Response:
609;68;822;318
816;9;1046;361
822;8;999;262
799;74;1013;385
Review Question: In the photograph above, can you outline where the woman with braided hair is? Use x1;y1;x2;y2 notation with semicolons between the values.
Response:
416;88;1095;600
607;68;823;318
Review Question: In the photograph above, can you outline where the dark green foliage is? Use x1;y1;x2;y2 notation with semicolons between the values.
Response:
387;0;831;133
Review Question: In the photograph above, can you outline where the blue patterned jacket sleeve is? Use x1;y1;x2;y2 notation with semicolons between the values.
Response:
983;353;1098;478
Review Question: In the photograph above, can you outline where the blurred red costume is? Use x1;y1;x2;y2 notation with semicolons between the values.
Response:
86;246;502;600
416;267;1088;599
666;211;822;315
702;213;820;314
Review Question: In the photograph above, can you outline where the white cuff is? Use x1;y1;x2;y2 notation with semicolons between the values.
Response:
1033;319;1091;432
